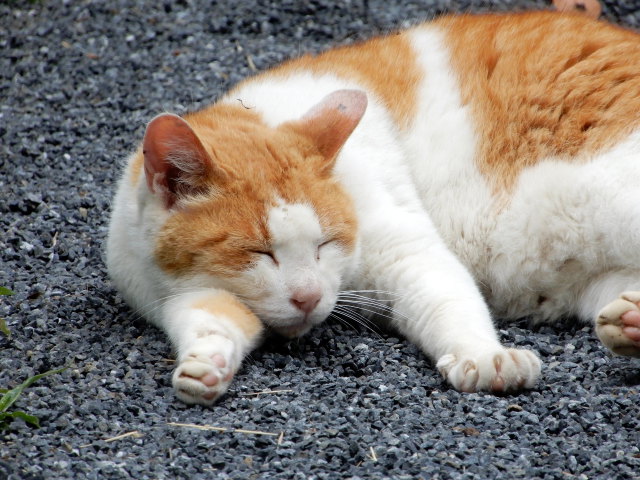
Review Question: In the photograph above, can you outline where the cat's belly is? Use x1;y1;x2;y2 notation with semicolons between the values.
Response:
404;26;640;322
426;177;594;323
443;130;640;322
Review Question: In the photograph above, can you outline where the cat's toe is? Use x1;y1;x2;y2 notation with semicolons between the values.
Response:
171;336;238;405
172;358;234;405
437;347;541;393
436;354;479;392
596;293;640;358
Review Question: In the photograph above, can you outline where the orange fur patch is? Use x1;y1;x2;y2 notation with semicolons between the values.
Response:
154;104;357;277
232;33;422;130
438;11;640;191
129;147;144;186
192;291;263;338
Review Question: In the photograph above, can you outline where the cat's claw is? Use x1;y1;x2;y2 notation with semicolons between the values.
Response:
172;334;238;406
436;348;541;393
596;292;640;358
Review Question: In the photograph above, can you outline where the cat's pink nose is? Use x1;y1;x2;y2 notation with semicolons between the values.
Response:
290;289;322;314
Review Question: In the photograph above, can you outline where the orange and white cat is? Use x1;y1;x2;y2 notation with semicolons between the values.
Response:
107;10;640;406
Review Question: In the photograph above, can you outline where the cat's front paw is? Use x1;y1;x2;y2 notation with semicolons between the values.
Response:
436;347;541;393
172;334;239;406
596;292;640;358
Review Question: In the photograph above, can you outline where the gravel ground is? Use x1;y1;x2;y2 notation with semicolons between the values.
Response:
1;0;639;478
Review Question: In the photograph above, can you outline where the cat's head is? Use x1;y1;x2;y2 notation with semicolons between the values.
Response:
142;90;367;337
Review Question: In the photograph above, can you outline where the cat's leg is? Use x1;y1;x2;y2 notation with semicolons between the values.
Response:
362;215;541;393
160;290;263;405
596;295;640;357
578;272;640;358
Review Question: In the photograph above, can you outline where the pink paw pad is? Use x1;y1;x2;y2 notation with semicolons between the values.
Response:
620;310;640;342
212;354;227;368
197;355;230;387
172;334;239;405
202;391;219;401
200;372;220;387
596;294;640;358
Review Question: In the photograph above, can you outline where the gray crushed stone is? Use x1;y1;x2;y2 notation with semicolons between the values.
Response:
1;0;639;479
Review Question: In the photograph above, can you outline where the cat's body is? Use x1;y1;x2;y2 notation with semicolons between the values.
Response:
107;10;640;405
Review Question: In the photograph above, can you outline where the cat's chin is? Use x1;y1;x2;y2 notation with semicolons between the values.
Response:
272;320;314;339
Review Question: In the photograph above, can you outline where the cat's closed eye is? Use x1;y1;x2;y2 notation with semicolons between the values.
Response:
251;249;278;265
316;239;334;260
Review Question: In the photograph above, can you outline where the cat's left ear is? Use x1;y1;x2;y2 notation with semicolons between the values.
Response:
293;89;367;166
142;113;222;209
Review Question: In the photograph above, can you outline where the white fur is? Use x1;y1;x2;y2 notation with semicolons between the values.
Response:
107;23;640;404
244;202;354;335
218;28;540;389
162;291;258;405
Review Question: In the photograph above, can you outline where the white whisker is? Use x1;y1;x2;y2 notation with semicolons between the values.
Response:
335;304;396;325
336;294;412;322
339;289;404;298
338;289;406;305
125;293;186;323
331;306;384;338
337;296;394;310
124;286;219;323
333;305;380;327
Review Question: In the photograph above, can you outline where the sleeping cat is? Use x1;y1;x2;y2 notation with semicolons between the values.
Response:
107;10;640;405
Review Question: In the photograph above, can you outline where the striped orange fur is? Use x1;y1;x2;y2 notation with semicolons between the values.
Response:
192;291;263;337
232;33;422;130
152;104;357;276
438;11;640;190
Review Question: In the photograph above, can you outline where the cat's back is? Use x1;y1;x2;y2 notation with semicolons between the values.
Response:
230;11;640;183
256;10;640;321
416;12;640;320
111;10;640;322
432;11;640;190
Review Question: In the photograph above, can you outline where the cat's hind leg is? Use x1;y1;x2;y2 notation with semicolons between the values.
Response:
578;273;640;358
162;290;263;405
596;292;640;358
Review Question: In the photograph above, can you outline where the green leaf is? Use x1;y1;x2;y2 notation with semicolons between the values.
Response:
0;410;40;429
0;287;14;296
0;366;67;413
8;410;40;427
0;318;10;338
0;413;12;430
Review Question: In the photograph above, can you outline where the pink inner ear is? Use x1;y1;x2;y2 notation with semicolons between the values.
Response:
142;113;212;208
299;89;368;162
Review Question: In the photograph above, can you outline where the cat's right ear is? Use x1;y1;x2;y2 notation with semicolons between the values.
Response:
142;113;220;209
292;89;368;170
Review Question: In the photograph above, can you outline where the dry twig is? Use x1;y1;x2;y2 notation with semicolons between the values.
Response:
167;422;279;437
239;389;293;397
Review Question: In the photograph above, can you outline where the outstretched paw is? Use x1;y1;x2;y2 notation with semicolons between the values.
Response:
436;347;541;393
596;292;640;358
172;334;238;406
